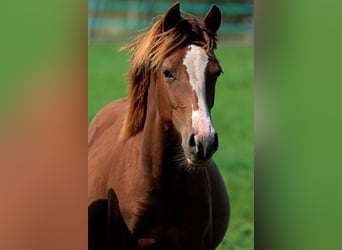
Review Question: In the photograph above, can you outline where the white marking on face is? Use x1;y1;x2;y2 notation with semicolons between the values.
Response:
183;45;215;138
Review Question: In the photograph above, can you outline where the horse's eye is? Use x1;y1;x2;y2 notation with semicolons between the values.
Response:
162;68;174;79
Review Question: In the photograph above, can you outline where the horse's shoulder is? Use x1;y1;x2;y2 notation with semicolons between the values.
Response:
207;160;229;206
206;161;220;183
207;161;230;248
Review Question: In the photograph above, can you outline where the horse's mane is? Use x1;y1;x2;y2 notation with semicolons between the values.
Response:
120;12;218;140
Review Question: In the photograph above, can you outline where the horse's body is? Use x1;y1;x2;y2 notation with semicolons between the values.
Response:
89;3;229;250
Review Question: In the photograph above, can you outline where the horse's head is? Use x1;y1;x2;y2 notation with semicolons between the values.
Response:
155;4;222;167
122;3;222;167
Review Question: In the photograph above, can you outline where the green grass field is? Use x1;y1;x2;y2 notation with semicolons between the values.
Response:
89;43;254;250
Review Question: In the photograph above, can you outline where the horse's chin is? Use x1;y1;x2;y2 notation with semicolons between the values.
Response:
186;158;210;168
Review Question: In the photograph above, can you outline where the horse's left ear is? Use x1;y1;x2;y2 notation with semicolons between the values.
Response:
201;5;222;34
163;2;182;31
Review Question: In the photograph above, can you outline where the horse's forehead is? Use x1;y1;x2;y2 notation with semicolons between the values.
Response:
183;45;209;61
183;45;208;66
182;45;209;89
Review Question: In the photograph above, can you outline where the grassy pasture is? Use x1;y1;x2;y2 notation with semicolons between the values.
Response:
88;43;254;250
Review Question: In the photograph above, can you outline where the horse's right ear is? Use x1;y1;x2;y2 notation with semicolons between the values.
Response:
163;2;181;31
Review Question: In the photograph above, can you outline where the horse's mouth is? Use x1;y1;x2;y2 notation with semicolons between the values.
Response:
187;158;210;167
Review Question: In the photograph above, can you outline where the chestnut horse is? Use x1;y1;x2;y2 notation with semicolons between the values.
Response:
88;3;229;250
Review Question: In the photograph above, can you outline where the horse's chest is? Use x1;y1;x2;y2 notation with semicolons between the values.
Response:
134;186;213;249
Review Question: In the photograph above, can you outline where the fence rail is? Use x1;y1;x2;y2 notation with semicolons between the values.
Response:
88;1;254;41
88;1;254;15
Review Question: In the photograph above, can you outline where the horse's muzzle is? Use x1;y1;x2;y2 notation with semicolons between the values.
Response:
188;132;218;163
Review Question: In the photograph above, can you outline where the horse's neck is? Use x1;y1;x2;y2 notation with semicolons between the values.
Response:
140;80;183;190
140;109;178;187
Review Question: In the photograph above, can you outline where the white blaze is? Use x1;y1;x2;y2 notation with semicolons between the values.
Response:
183;45;215;138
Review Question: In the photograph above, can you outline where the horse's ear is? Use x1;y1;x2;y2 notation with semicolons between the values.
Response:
201;4;222;34
163;2;181;31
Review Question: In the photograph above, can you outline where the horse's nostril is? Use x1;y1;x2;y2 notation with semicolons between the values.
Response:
202;132;218;160
209;132;219;156
189;133;196;148
188;132;218;161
